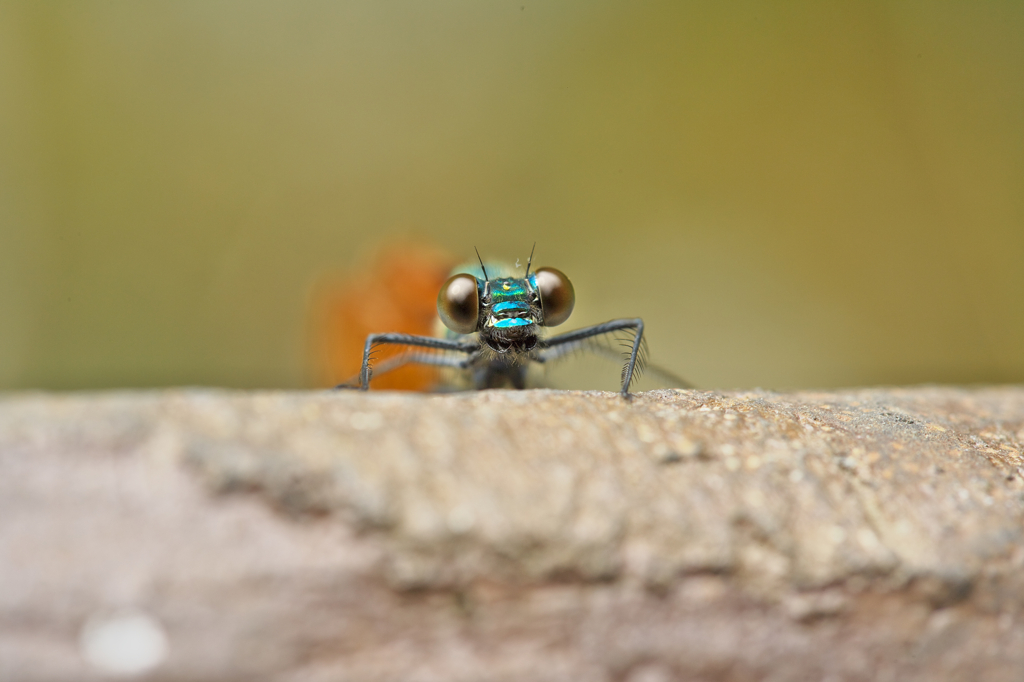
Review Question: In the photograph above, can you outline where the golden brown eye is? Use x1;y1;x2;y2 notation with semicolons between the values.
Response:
437;273;480;334
535;267;575;327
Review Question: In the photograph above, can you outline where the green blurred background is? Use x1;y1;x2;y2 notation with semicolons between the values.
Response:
1;1;1021;391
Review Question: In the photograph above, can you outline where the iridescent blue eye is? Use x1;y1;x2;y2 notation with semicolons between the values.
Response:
535;267;574;327
437;273;479;334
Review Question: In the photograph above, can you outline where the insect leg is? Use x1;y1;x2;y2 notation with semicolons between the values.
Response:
354;350;476;384
536;318;646;398
535;340;691;389
337;333;478;390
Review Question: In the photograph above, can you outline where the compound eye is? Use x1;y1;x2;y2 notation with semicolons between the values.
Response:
535;267;575;327
437;273;480;334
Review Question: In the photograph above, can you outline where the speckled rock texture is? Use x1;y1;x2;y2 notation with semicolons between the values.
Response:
2;387;1024;681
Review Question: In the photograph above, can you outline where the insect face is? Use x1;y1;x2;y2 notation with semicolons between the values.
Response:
436;263;577;355
479;275;542;354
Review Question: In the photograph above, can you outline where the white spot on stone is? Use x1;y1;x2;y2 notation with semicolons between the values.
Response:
79;610;168;676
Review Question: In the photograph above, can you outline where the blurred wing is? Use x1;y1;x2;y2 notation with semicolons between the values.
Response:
310;242;456;391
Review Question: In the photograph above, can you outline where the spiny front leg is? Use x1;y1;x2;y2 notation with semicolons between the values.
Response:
537;318;646;398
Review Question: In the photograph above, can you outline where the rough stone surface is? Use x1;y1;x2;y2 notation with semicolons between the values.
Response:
2;387;1024;681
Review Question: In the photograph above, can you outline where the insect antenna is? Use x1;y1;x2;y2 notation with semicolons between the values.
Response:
474;246;489;282
524;242;536;278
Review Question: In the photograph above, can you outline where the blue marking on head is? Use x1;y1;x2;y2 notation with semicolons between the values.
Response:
491;280;527;301
493;301;529;313
493;317;532;328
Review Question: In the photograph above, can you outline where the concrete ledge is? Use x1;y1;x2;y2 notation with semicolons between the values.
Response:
2;387;1023;680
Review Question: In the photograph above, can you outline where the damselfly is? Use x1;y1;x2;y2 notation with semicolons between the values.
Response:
338;246;685;398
